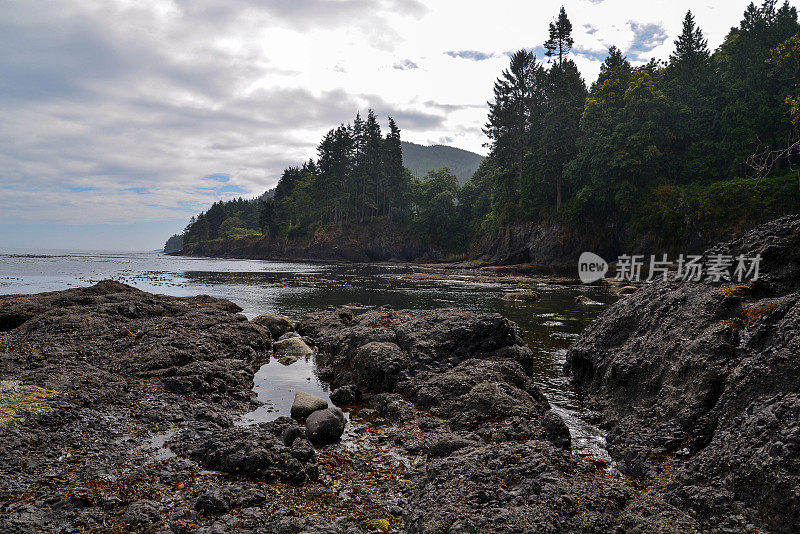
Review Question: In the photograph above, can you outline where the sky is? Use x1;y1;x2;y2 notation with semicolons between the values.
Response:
0;0;792;250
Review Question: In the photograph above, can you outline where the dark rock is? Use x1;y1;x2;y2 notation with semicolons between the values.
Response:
540;410;571;449
122;500;163;529
172;419;317;484
282;425;303;447
195;489;231;515
405;441;699;533
305;407;346;445
303;308;534;395
370;393;415;423
329;385;358;406
290;438;315;462
424;434;479;457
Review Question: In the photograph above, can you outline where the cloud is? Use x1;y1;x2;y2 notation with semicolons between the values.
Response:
445;50;497;61
423;100;484;113
627;21;669;59
573;45;609;62
393;59;420;70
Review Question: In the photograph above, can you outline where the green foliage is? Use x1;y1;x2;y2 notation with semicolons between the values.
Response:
474;2;800;248
410;168;468;250
629;173;800;251
183;197;261;245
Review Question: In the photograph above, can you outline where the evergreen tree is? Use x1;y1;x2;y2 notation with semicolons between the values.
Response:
670;11;709;67
544;6;574;67
483;49;544;217
383;117;404;219
540;7;585;211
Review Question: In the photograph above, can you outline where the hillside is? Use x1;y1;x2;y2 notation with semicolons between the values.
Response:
401;141;484;185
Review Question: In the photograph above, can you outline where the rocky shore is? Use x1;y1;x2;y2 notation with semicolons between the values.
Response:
2;211;798;533
566;214;800;533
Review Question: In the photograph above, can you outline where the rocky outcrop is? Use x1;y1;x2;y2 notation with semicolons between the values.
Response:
479;222;601;267
0;281;320;533
565;215;800;533
299;308;536;396
300;306;700;531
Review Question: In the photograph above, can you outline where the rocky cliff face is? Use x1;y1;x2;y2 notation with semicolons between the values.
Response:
566;215;800;533
478;222;623;268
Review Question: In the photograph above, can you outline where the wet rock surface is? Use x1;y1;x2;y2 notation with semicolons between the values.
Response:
566;215;800;533
299;306;699;532
305;406;346;445
0;282;399;533
0;278;717;532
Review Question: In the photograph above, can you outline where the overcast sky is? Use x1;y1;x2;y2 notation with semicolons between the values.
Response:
0;0;790;250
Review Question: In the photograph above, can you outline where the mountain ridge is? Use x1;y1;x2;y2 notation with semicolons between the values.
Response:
401;141;484;186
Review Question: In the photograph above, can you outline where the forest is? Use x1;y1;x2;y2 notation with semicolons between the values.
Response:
182;1;800;256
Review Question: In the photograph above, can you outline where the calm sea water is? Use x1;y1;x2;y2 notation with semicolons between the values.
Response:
0;249;615;456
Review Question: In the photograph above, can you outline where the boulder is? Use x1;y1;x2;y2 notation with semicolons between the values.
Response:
290;391;328;421
501;290;541;301
329;385;358;406
251;313;294;339
273;337;313;358
305;407;346;445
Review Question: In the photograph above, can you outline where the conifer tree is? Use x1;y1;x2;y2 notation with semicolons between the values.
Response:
544;6;574;67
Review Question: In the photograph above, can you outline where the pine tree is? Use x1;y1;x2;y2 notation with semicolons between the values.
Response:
383;117;404;219
483;49;543;208
363;110;383;217
670;11;709;68
540;7;585;211
544;6;574;67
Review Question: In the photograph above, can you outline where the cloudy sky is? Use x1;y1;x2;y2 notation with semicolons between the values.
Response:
0;0;788;250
